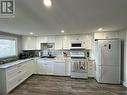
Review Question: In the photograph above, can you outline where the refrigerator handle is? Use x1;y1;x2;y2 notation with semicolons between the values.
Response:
109;44;111;49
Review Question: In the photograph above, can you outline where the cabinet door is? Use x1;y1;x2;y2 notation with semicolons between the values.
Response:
48;36;55;43
82;35;92;49
36;37;41;50
37;61;46;74
55;36;63;50
22;36;36;50
45;63;54;75
54;62;65;76
37;60;54;75
70;35;83;41
65;59;71;76
28;60;36;74
63;36;70;49
88;61;95;77
40;36;48;43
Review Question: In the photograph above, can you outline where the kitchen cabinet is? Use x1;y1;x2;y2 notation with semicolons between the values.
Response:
82;35;92;49
55;36;70;50
94;32;118;39
54;61;65;76
70;35;83;41
36;58;70;76
48;36;55;43
22;36;37;50
88;60;95;77
0;59;34;94
55;36;63;50
36;34;92;50
36;36;55;50
65;59;71;76
37;59;54;75
63;36;70;49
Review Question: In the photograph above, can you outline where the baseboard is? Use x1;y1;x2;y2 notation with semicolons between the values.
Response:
123;81;127;87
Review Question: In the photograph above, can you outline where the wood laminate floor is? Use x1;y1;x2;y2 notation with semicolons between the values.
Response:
8;75;127;95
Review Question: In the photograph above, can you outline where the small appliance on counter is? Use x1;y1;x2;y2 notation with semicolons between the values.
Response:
19;51;35;59
19;53;29;59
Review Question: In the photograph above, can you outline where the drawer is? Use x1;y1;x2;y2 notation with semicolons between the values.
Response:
6;66;18;78
6;62;29;79
88;68;94;71
6;72;25;93
17;62;29;70
6;70;23;79
88;64;93;67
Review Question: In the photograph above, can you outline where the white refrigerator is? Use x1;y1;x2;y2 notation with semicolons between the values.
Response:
95;39;121;84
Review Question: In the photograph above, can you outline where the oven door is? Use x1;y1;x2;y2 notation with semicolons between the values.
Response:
71;59;88;73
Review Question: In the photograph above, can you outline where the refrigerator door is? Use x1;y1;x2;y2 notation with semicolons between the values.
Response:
100;66;121;84
98;39;120;66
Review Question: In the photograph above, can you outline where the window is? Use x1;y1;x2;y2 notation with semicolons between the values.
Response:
0;38;17;58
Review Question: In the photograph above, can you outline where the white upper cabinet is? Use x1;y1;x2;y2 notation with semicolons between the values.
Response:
55;36;70;50
82;35;92;49
36;36;55;50
63;36;70;49
94;32;118;39
22;36;37;50
55;36;63;50
26;34;92;50
37;36;55;43
36;37;41;50
48;36;55;43
70;35;83;41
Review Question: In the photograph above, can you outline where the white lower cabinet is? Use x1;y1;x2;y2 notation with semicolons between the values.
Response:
37;59;54;75
88;60;95;77
54;62;65;76
65;59;71;76
0;59;35;94
37;59;69;76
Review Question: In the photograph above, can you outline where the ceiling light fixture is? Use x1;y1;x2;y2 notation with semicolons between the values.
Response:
61;30;65;33
30;32;33;35
98;28;103;31
43;0;52;7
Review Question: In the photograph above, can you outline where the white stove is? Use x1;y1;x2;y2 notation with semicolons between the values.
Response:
70;49;88;79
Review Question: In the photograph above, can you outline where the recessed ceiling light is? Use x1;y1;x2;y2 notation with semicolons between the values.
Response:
98;28;103;31
30;32;33;35
43;0;52;7
61;30;65;33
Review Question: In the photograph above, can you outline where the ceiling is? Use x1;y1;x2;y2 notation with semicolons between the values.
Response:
0;0;127;36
